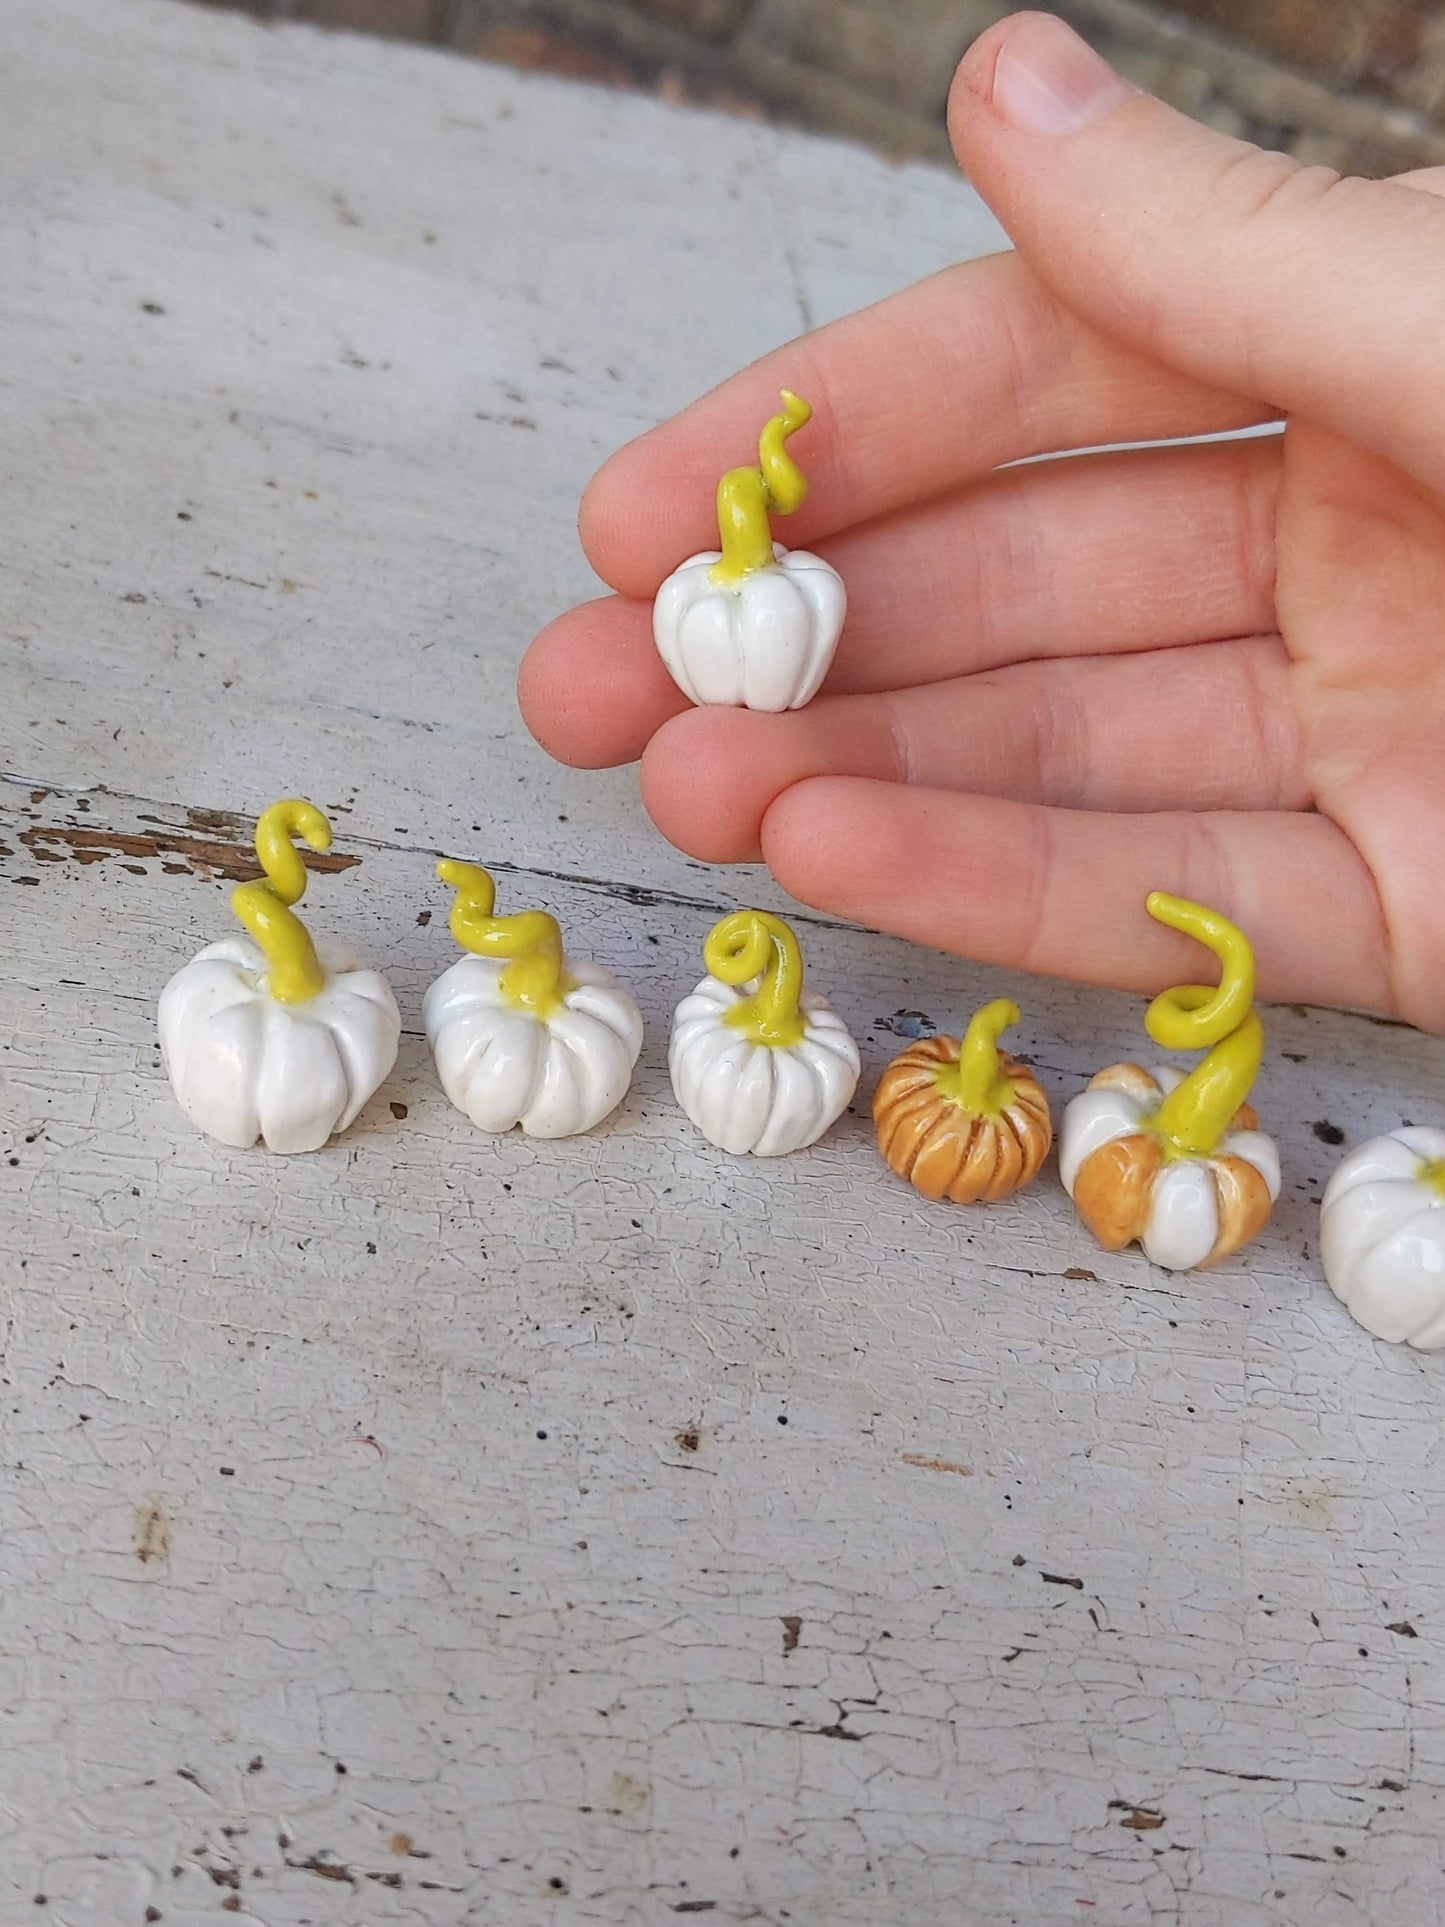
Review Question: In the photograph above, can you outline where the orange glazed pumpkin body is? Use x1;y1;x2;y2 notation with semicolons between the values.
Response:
873;1035;1053;1203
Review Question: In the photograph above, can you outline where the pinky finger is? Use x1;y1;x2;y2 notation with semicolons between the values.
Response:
760;778;1391;1016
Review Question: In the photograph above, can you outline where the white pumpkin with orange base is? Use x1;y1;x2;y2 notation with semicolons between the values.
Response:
1059;894;1281;1271
1060;1061;1280;1269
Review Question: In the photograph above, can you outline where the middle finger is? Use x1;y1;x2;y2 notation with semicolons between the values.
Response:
520;433;1280;768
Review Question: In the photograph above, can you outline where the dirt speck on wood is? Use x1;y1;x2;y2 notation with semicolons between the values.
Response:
901;1453;971;1476
133;1501;172;1565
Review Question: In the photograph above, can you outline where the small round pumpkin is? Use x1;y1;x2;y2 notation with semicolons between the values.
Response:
1059;893;1280;1272
652;389;846;714
1061;1062;1279;1269
1319;1126;1445;1348
426;861;642;1138
159;799;400;1155
873;999;1052;1202
670;908;859;1157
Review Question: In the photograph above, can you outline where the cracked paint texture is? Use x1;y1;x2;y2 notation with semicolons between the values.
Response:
3;2;1445;1921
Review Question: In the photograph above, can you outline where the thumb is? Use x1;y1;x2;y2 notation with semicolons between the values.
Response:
950;12;1445;489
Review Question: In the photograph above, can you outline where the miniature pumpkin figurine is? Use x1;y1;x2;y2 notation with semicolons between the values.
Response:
670;909;859;1156
1058;893;1281;1270
1320;1127;1445;1348
652;388;846;713
424;861;642;1138
158;799;400;1154
873;999;1052;1203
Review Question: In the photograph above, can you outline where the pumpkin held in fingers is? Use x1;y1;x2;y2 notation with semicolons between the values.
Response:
1058;894;1281;1272
873;999;1052;1203
652;389;846;713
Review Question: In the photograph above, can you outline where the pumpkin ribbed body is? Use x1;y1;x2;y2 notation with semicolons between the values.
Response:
652;543;846;712
425;954;642;1138
873;1037;1052;1202
1320;1126;1445;1348
670;973;859;1157
1061;1063;1279;1269
159;935;400;1155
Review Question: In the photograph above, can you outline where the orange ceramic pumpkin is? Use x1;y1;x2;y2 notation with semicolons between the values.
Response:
873;999;1052;1203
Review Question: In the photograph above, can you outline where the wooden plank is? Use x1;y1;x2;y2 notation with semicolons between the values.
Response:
3;3;1445;1922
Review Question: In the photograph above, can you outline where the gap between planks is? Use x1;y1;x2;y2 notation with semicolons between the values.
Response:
0;768;862;935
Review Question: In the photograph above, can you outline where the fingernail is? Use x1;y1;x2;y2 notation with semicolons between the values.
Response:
989;14;1134;136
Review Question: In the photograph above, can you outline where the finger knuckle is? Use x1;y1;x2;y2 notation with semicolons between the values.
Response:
1212;145;1346;229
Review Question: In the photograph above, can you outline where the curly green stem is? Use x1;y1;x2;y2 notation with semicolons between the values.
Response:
230;798;330;1005
933;999;1020;1116
705;909;808;1048
437;859;573;1019
709;389;813;586
1143;892;1263;1159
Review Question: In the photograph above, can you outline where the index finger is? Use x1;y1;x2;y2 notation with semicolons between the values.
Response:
582;248;1269;599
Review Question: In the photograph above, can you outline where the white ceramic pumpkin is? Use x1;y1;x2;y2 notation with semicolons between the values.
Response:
670;909;859;1157
159;800;399;1155
1060;893;1280;1271
1320;1127;1445;1348
425;861;642;1138
653;543;845;713
652;389;845;714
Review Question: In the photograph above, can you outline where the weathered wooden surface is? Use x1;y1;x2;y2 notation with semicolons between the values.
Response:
3;3;1445;1922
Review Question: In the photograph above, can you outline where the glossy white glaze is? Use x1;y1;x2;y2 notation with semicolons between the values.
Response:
652;543;846;712
1059;1063;1281;1271
158;935;401;1154
669;972;860;1156
1321;1126;1445;1348
424;955;643;1137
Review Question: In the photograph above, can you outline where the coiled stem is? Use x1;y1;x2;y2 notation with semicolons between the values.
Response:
1144;892;1264;1159
705;909;808;1048
230;798;330;1005
438;859;573;1019
710;389;813;585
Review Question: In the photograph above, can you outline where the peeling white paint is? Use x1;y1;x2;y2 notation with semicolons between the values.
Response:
3;2;1445;1923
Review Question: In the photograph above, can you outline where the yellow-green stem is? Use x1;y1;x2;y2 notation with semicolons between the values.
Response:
934;998;1020;1116
1143;892;1263;1159
710;389;812;586
706;909;808;1048
230;798;330;1005
437;859;573;1020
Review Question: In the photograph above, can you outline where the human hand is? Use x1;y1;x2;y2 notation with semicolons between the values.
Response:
519;10;1445;1030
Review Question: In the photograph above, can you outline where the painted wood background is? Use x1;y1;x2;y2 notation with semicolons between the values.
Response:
3;2;1444;1920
